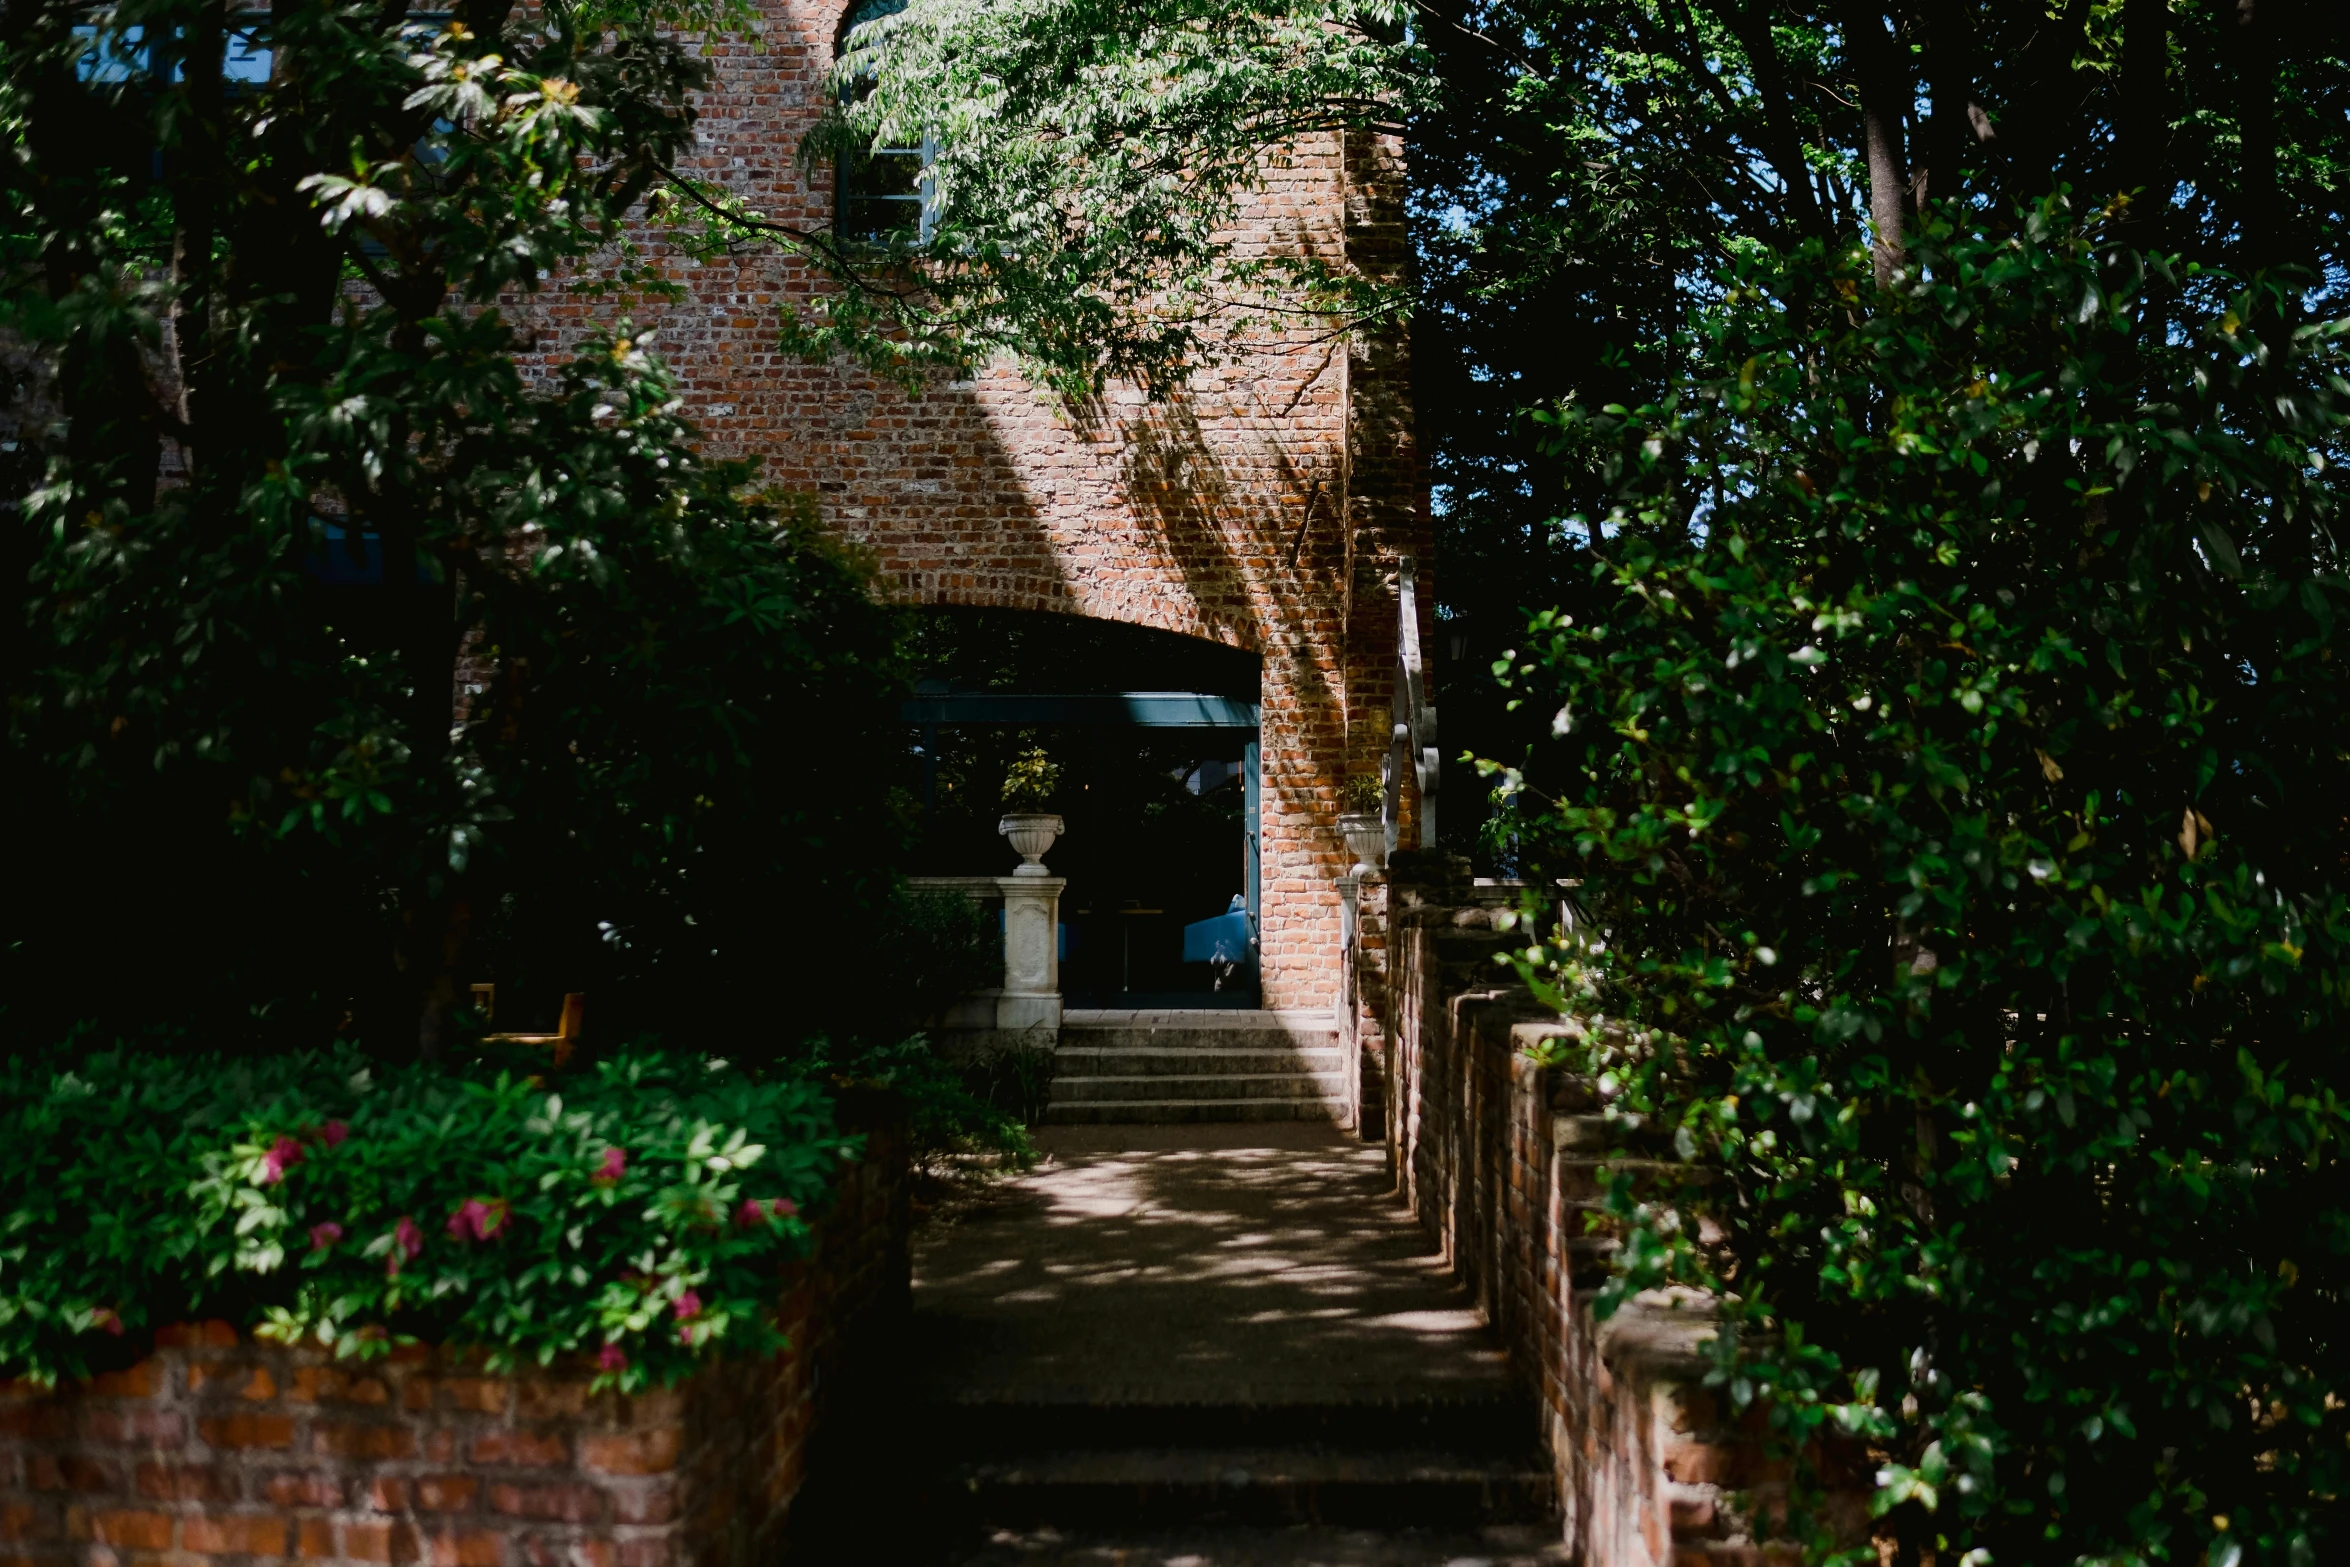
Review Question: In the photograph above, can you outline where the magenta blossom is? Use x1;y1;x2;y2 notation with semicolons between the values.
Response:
88;1306;124;1337
735;1196;799;1229
260;1135;305;1184
320;1120;349;1149
597;1343;628;1373
386;1215;425;1278
309;1221;344;1252
672;1291;703;1322
592;1147;627;1185
445;1198;510;1243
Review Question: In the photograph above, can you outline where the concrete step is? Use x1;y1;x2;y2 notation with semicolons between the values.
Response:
959;1524;1576;1565
1060;1009;1340;1053
1044;1098;1347;1124
922;1397;1544;1458
1054;1047;1345;1077
1051;1073;1344;1104
961;1447;1557;1529
1048;1009;1352;1125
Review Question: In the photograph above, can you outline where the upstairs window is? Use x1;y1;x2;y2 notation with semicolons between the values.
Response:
834;0;932;245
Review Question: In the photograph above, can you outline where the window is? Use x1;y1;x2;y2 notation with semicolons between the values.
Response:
834;0;932;245
73;19;272;86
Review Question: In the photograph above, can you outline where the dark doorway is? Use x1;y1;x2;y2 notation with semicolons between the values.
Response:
904;610;1262;1008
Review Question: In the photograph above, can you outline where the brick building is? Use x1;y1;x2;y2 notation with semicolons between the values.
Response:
514;0;1426;1012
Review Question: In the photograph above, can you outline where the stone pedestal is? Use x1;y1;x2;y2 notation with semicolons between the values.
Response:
995;874;1065;1031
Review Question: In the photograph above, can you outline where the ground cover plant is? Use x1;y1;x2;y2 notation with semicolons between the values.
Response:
0;1042;852;1390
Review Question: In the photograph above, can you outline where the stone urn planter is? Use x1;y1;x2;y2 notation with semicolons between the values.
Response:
999;812;1065;875
1338;811;1387;875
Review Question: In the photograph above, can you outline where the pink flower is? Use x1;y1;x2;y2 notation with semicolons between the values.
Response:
770;1197;798;1220
597;1343;628;1373
88;1306;124;1337
260;1135;305;1184
592;1147;627;1185
320;1120;349;1149
445;1198;508;1243
672;1291;702;1322
310;1222;344;1252
386;1215;425;1278
735;1196;799;1228
677;1322;696;1346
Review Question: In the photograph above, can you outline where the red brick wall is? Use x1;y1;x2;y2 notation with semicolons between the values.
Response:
504;2;1426;1010
1363;853;1835;1566
0;1101;909;1567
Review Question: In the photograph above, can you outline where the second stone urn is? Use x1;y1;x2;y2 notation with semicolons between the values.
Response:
998;812;1065;875
1337;811;1387;875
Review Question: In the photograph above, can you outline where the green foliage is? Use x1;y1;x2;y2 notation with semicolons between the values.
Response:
0;1042;854;1390
1000;745;1063;811
1504;206;2350;1564
1;0;907;1054
673;0;1428;395
1342;775;1384;815
808;1032;1039;1171
872;885;1005;1034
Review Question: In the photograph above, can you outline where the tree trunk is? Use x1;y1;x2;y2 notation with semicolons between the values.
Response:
166;10;227;467
1703;0;1829;240
2231;0;2281;269
1917;0;1987;208
1843;2;1909;286
2116;0;2169;238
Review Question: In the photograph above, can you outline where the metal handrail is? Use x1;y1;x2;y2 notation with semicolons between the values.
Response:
1384;554;1439;853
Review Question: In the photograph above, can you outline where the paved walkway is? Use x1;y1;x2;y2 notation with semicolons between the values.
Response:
898;1125;1569;1567
913;1124;1511;1408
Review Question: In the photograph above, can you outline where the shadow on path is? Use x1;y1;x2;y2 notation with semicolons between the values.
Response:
912;1125;1509;1409
787;1126;1561;1565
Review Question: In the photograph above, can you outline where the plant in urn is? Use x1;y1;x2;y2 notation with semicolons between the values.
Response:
998;745;1064;875
1336;774;1387;875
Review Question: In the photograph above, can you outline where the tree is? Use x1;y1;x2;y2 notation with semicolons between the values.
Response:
1518;209;2350;1566
1;0;907;1058
811;1;2350;1560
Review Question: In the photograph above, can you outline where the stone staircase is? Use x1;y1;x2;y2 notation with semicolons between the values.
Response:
1045;1009;1349;1124
778;1125;1564;1565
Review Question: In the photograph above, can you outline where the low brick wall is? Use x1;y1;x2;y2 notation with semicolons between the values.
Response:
0;1093;910;1567
1366;853;1804;1567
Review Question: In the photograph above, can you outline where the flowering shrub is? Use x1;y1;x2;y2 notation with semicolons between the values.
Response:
0;1044;852;1389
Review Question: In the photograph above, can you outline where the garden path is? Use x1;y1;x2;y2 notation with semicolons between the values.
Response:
897;1124;1571;1565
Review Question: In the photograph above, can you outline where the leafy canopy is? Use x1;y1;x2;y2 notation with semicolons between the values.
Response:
2;0;906;1054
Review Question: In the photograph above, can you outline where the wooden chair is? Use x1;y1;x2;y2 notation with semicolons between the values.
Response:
485;991;585;1068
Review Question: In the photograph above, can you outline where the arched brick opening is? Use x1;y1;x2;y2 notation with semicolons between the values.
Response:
903;606;1264;1004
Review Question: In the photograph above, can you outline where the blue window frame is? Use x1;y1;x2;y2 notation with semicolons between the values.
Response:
834;0;932;244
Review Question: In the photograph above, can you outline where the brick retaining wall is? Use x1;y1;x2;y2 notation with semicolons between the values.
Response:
1366;853;1821;1566
0;1095;909;1567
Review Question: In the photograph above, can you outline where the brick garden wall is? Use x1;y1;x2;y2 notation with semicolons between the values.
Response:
0;1097;909;1567
504;0;1429;1011
1363;852;1809;1567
